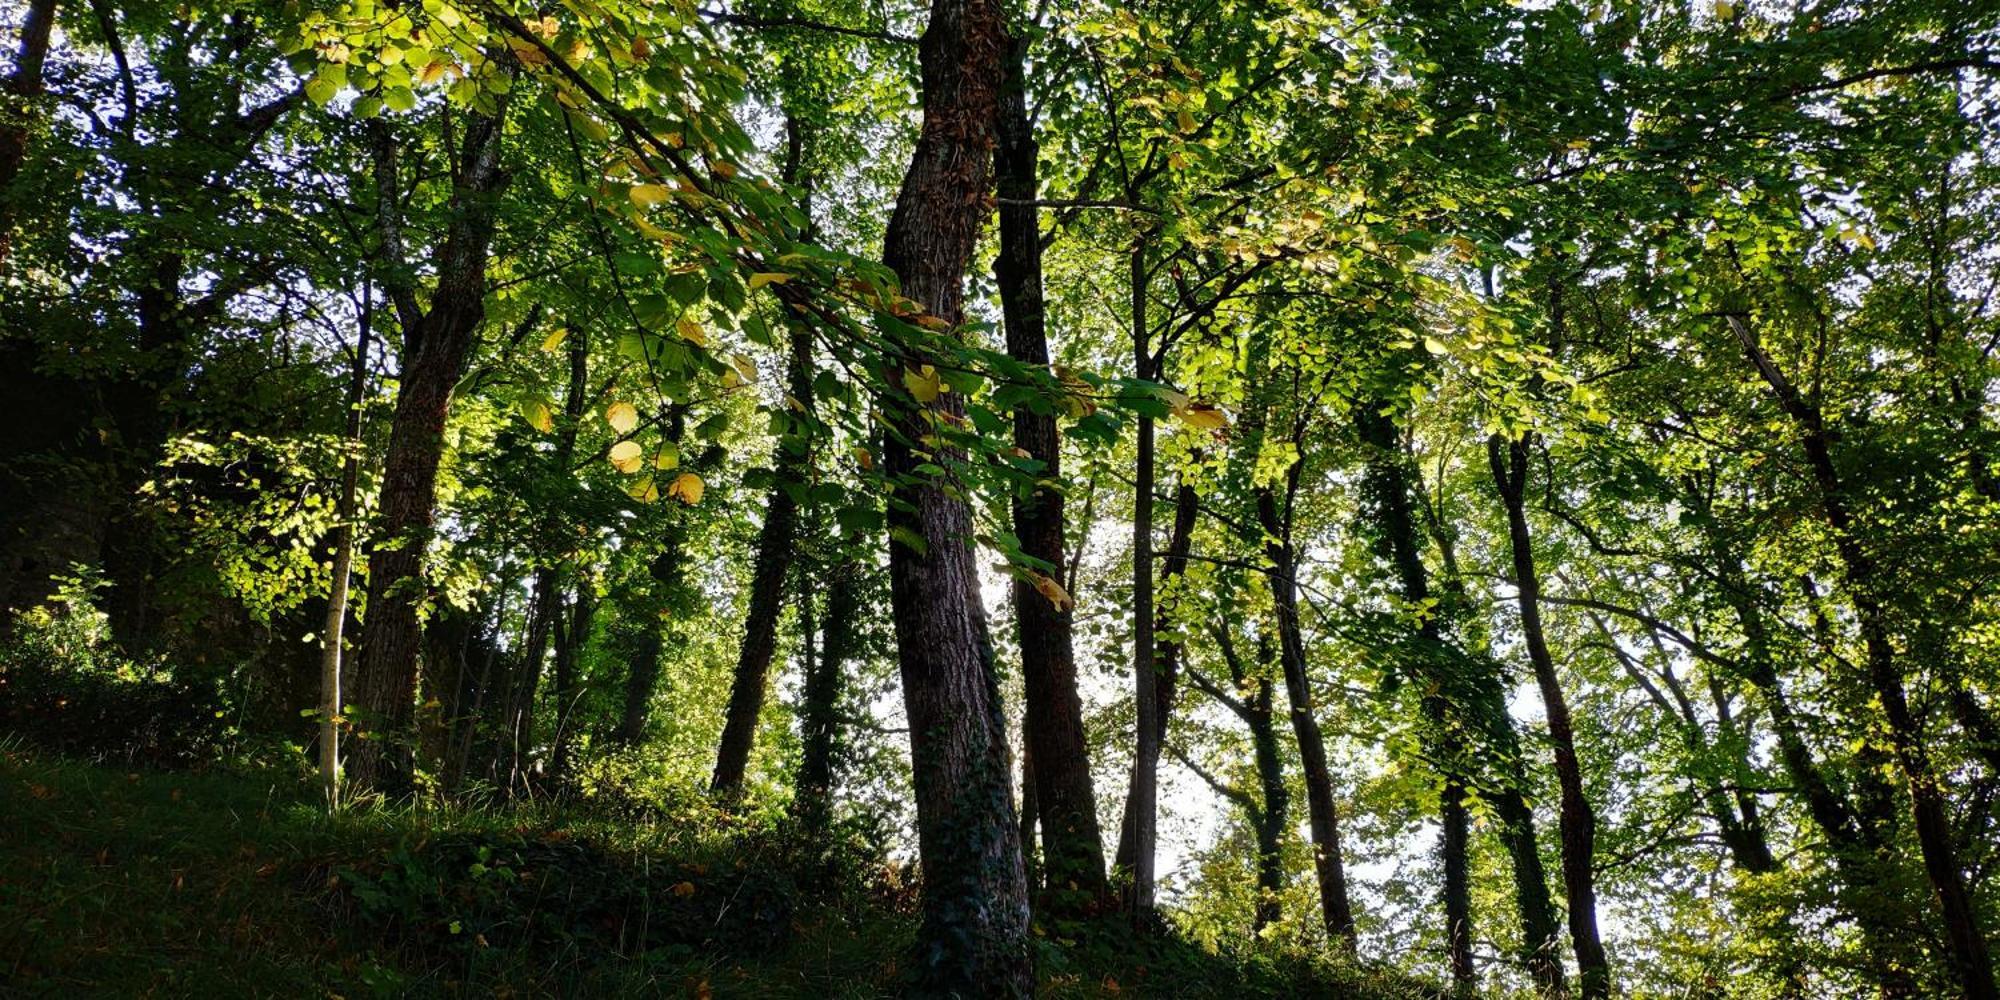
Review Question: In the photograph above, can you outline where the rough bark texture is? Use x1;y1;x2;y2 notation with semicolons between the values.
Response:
993;26;1107;908
1728;315;1995;1000
879;0;1033;991
1491;434;1609;999
346;105;510;793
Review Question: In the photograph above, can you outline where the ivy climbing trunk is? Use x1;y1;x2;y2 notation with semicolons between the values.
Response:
879;0;1033;991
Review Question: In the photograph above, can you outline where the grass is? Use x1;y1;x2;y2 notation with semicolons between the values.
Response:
0;749;1424;998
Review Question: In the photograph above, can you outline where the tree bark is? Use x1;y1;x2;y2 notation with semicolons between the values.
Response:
993;24;1107;909
318;283;373;807
711;311;813;796
1115;481;1196;876
1490;433;1609;999
713;113;819;798
1125;240;1163;921
1255;480;1358;951
347;103;510;793
795;559;861;831
879;0;1032;990
1727;315;1994;1000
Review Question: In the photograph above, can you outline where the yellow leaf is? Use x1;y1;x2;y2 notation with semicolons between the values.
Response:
605;401;639;433
1713;0;1736;17
853;446;874;471
711;161;738;178
630;184;671;208
902;365;942;403
609;440;645;473
731;353;759;383
1029;572;1073;612
1177;109;1197;134
626;476;659;502
521;398;554;433
1423;336;1449;355
1177;404;1229;430
677;316;707;347
540;328;568;352
667;472;705;504
748;271;792;290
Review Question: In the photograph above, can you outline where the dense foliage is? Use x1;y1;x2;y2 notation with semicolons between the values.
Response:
3;0;1999;995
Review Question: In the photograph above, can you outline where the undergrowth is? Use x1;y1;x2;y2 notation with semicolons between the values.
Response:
0;748;1428;998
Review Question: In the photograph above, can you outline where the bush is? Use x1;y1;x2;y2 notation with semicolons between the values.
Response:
0;575;230;765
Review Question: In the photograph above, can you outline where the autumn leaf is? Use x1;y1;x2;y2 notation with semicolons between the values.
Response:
902;365;942;403
747;272;791;290
1177;403;1229;431
605;401;639;433
609;440;645;473
667;472;705;504
629;183;671;208
677;316;707;347
1029;571;1073;612
521;398;555;433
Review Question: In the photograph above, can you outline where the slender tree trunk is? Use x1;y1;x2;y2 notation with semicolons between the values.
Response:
347;104;510;793
1254;483;1358;951
993;25;1107;908
1116;481;1196;875
318;284;373;807
796;560;860;831
1361;408;1563;991
1729;315;1994;1000
879;1;1032;990
0;0;56;269
548;583;592;789
1211;624;1289;933
1126;239;1163;923
711;316;812;795
1490;434;1609;999
713;114;819;798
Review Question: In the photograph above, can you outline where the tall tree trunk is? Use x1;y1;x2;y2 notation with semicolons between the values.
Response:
1255;480;1358;951
548;582;593;790
795;559;861;832
713;114;818;798
1359;406;1563;991
1490;434;1609;999
879;0;1032;991
1209;624;1288;933
0;0;55;269
1125;240;1163;921
710;321;811;795
318;284;373;807
347;104;510;793
1727;315;1994;999
1116;481;1195;875
993;24;1107;908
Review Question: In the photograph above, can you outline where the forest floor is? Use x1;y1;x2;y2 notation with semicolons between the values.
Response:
0;748;1419;999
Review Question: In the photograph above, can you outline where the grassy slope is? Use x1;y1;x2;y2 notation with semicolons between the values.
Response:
0;750;1422;998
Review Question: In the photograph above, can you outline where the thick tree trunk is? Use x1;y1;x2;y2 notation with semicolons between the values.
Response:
879;0;1032;991
993;26;1107;908
1727;315;1994;1000
1490;434;1609;999
346;106;509;793
319;285;373;806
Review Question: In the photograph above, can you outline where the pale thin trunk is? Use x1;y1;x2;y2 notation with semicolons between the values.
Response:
319;284;373;807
